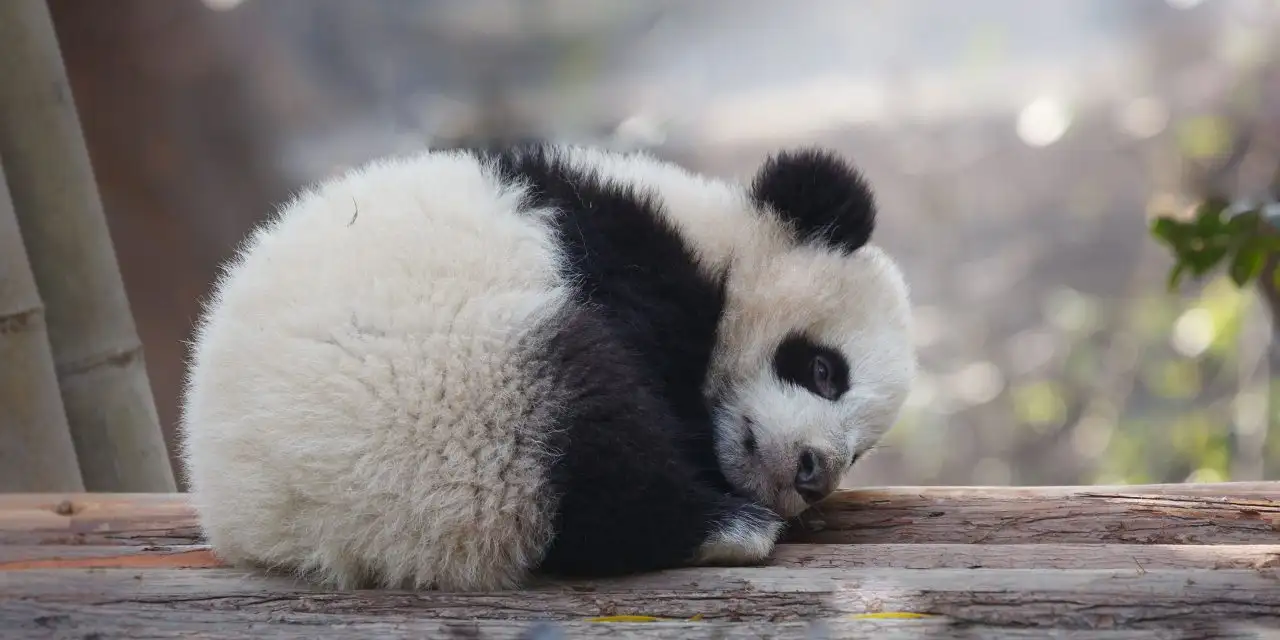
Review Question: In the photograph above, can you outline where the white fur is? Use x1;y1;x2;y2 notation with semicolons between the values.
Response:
181;150;573;590
694;512;784;566
535;146;917;519
711;242;916;518
181;144;915;591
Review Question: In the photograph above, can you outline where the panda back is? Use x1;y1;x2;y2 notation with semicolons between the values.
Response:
180;150;574;590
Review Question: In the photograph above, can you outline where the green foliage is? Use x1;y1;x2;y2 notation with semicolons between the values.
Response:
1150;198;1280;291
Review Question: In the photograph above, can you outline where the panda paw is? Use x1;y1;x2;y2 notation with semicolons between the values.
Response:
693;501;784;566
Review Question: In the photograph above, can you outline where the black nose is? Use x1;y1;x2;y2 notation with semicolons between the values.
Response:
795;448;835;504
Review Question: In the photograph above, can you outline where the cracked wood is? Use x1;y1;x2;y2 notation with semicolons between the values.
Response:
2;482;1276;547
2;483;1278;635
3;566;1280;629
3;543;1279;572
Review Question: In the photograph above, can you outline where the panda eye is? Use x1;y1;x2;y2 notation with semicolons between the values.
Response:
773;334;849;401
811;355;834;393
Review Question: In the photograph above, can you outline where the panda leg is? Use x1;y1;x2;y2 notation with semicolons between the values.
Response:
532;309;783;579
537;429;783;578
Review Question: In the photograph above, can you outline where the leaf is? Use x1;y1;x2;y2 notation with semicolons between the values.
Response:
1151;217;1197;257
1194;197;1230;232
1183;243;1230;276
1228;246;1265;286
1225;209;1261;234
1255;234;1280;252
1150;217;1185;243
1153;196;1280;291
1167;260;1188;291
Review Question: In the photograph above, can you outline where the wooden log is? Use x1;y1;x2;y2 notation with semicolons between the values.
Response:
6;604;1269;640
3;566;1280;629
1;483;1275;547
1;603;1272;640
0;492;197;546
2;484;1278;636
0;0;175;492
0;545;222;569
769;542;1280;570
0;156;84;492
792;482;1280;545
3;542;1278;572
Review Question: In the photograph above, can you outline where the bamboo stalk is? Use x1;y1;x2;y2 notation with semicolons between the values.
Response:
0;0;175;492
0;156;85;492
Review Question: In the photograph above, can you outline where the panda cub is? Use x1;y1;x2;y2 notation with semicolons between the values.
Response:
179;143;916;591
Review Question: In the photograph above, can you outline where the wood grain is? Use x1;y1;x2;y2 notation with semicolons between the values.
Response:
2;482;1276;546
0;492;197;546
4;566;1280;629
768;542;1280;570
4;603;1274;640
790;483;1280;544
3;484;1278;636
4;543;1279;571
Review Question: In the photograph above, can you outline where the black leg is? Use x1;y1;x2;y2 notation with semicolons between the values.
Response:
532;307;782;579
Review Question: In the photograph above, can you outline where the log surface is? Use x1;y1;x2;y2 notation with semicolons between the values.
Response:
1;483;1278;638
2;482;1277;547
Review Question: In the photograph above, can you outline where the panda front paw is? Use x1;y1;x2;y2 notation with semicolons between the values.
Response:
693;501;784;566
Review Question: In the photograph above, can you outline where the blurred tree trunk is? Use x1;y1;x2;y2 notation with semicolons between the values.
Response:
46;0;294;489
0;0;174;492
0;156;85;492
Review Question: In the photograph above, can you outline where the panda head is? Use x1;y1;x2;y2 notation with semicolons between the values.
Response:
706;148;916;519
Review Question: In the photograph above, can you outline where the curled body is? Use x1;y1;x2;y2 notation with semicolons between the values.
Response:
179;143;916;591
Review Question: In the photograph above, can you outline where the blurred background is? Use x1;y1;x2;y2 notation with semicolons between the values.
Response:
44;0;1280;489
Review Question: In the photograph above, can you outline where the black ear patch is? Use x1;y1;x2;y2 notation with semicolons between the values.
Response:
749;148;876;253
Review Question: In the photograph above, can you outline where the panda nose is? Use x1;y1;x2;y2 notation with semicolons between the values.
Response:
794;448;837;504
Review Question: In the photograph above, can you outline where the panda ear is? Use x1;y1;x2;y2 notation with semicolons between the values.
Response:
749;148;876;253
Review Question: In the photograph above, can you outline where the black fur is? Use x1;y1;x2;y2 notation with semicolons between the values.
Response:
481;145;770;578
750;148;877;254
531;306;772;577
773;333;851;401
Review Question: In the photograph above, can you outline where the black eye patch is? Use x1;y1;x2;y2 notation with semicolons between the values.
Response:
772;333;850;401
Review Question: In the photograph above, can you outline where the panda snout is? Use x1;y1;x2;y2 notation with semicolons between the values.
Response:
793;447;840;504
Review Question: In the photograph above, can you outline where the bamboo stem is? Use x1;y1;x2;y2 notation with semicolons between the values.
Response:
0;156;85;492
0;0;175;492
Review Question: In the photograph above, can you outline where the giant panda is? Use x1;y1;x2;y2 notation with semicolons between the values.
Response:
179;142;916;591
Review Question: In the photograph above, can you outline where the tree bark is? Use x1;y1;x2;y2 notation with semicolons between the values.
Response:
0;156;84;492
0;0;174;492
